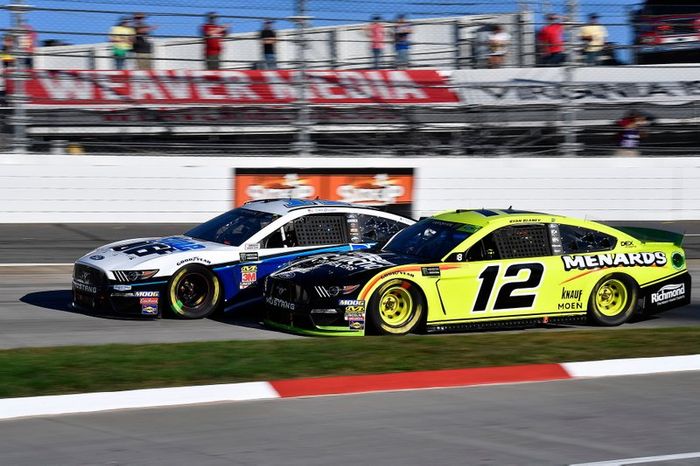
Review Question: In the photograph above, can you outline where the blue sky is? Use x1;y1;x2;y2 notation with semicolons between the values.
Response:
4;1;643;59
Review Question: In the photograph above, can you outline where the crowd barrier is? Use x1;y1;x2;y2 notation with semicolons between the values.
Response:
1;153;699;223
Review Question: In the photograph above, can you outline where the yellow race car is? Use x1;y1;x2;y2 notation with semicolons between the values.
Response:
264;209;690;335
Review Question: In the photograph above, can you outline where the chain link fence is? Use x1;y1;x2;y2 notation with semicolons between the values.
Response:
1;0;698;156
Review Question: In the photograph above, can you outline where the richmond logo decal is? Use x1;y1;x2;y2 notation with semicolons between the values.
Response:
651;283;686;305
562;252;667;271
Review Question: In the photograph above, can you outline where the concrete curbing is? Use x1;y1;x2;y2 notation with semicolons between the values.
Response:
2;354;699;421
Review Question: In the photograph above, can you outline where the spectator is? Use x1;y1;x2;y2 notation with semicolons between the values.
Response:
393;14;412;69
1;34;14;69
537;13;565;66
365;15;385;69
16;19;36;69
615;111;649;157
579;13;607;65
259;20;277;70
600;42;624;66
487;24;510;68
109;17;134;70
474;24;493;68
132;13;156;70
201;12;229;70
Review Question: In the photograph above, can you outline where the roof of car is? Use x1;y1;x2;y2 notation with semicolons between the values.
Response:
433;208;565;227
242;198;376;216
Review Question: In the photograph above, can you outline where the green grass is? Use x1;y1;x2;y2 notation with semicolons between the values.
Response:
2;327;700;398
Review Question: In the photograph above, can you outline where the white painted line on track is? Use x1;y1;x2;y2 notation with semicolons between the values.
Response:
570;451;700;465
0;263;73;267
562;354;700;378
0;382;281;421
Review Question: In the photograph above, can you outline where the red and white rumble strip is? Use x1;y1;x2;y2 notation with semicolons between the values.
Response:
2;354;700;421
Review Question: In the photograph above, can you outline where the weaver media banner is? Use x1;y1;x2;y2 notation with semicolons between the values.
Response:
5;70;459;106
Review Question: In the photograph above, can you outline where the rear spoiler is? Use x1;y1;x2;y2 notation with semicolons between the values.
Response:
615;226;684;247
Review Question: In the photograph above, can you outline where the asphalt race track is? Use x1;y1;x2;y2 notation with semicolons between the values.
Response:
1;372;699;465
0;222;698;349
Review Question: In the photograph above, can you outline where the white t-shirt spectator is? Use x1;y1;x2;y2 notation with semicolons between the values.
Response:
488;31;511;56
579;24;607;52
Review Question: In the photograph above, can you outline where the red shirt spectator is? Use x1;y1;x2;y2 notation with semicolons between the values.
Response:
367;21;385;50
538;22;564;54
202;22;227;56
201;12;229;70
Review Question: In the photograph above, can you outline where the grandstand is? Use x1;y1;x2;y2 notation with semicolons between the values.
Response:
1;1;699;156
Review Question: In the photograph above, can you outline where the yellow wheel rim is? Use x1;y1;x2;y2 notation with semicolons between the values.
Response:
379;286;413;327
595;279;628;317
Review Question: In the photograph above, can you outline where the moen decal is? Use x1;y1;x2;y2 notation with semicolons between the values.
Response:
562;252;667;271
651;283;686;305
240;265;258;289
558;288;584;310
421;266;441;277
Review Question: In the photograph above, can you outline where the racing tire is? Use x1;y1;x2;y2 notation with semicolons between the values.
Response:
587;274;637;326
166;264;222;319
367;279;425;336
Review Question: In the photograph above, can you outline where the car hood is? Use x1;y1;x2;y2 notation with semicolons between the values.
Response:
76;235;235;272
270;250;419;285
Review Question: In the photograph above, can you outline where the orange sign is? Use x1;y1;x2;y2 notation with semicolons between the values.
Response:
234;168;414;216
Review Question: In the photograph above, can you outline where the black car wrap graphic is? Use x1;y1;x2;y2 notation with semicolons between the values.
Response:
266;251;427;330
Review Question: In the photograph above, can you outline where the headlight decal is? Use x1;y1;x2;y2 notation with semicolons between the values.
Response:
314;284;360;298
113;270;159;282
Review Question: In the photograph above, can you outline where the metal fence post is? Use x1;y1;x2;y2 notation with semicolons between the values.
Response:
329;29;337;69
452;20;461;70
8;0;30;154
559;0;582;156
291;0;314;156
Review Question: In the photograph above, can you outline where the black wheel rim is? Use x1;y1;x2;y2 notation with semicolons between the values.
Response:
175;272;210;310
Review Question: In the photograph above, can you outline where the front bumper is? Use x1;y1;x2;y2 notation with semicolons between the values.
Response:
263;278;366;336
72;263;167;317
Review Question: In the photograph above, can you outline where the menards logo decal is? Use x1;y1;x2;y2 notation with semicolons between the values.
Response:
562;252;667;271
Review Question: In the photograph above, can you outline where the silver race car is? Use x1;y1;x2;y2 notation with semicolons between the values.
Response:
72;199;413;318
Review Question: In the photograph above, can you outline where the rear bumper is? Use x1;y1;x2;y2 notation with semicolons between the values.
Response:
640;271;691;314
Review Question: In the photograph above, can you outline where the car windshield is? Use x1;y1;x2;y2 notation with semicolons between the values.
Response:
382;218;476;261
185;208;280;246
